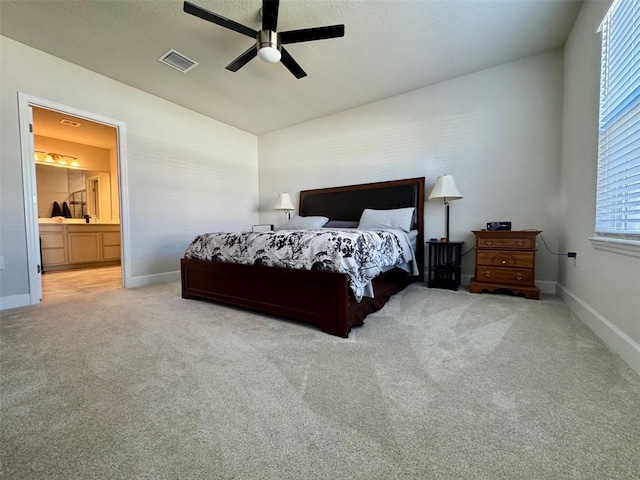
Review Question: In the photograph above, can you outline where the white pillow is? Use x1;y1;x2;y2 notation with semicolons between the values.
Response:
280;215;329;230
357;207;415;233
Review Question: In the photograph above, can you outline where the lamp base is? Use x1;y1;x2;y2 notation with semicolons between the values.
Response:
444;201;450;242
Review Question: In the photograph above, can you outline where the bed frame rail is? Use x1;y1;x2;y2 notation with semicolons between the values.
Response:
181;258;351;337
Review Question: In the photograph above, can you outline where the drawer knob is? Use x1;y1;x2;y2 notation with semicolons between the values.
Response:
492;253;515;265
515;273;523;280
485;241;493;245
483;270;492;278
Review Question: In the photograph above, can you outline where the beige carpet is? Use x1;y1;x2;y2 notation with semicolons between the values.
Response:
1;282;639;479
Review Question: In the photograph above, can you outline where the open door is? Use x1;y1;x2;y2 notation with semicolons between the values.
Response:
18;93;130;305
18;103;42;303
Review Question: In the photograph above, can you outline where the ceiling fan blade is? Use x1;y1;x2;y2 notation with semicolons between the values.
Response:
280;25;345;44
184;1;257;39
280;48;307;79
225;45;258;72
262;0;279;32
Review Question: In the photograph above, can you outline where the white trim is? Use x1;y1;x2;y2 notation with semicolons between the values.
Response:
17;93;132;300
588;236;640;258
596;0;623;32
127;271;181;289
557;283;640;376
0;294;32;311
17;95;41;304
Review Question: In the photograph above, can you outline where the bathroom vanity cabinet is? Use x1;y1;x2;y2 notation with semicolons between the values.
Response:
40;223;121;271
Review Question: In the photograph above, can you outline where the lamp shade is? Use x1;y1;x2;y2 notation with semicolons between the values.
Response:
428;175;463;202
273;193;295;211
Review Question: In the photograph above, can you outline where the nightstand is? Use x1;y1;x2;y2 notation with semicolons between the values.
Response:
427;241;463;291
469;230;540;299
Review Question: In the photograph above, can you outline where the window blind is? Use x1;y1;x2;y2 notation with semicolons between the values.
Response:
596;0;640;236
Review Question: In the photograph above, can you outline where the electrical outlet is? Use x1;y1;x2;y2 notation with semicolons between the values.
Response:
567;252;577;258
174;244;182;254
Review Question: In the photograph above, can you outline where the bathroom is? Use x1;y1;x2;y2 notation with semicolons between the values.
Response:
33;106;122;297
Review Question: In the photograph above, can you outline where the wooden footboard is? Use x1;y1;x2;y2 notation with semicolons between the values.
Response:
181;258;414;337
181;258;352;337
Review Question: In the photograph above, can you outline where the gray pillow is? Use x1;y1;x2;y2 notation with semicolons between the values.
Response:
357;207;415;233
323;220;359;229
280;215;329;230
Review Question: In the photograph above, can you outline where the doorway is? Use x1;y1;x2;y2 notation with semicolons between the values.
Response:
18;94;130;304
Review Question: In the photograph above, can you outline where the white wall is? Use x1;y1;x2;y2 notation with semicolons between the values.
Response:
558;0;640;373
0;36;258;305
258;50;564;287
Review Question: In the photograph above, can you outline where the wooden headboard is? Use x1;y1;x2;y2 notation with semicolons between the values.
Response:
299;177;425;279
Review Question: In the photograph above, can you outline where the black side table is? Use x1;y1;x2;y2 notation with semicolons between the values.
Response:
427;241;463;291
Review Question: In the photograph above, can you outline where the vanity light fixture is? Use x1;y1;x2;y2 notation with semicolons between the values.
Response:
34;150;81;169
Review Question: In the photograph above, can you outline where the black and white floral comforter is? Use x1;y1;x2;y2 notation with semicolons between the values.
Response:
184;229;417;301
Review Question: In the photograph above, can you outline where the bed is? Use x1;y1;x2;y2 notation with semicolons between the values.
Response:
180;177;425;337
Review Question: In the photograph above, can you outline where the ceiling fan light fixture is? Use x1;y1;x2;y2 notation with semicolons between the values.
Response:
258;46;281;63
257;30;281;63
184;1;344;77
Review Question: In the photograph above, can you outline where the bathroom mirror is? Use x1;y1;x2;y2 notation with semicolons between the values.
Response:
36;164;113;220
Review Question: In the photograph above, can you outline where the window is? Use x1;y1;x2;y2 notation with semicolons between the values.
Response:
595;0;639;240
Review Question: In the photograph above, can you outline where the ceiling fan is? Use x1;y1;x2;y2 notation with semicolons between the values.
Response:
183;0;345;79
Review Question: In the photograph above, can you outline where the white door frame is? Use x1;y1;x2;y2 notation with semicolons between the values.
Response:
18;93;131;304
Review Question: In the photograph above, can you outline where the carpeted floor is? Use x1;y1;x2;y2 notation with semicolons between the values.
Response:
1;282;639;479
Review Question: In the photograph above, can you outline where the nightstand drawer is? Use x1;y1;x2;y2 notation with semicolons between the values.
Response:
476;236;535;249
476;267;534;286
476;251;534;268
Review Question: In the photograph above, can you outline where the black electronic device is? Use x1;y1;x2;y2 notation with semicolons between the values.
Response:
486;221;512;231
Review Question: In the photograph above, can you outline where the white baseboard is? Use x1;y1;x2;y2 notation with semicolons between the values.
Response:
536;280;556;294
460;274;556;294
126;270;180;288
557;283;640;376
0;294;32;311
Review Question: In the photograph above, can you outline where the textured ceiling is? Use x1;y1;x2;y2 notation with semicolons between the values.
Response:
0;0;582;135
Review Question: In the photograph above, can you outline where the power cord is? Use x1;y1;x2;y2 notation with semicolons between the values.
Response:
522;229;576;258
459;230;576;258
461;246;474;257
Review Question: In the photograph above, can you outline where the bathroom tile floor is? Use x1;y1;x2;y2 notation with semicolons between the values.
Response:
41;265;122;301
